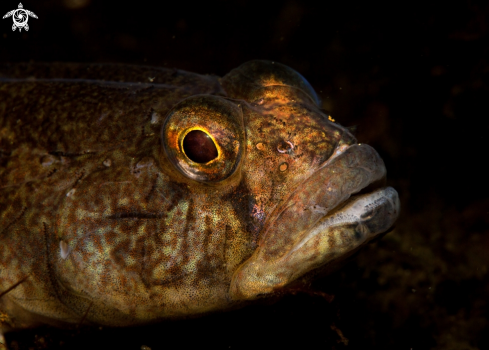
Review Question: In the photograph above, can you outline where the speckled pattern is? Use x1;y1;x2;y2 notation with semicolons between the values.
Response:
0;61;398;334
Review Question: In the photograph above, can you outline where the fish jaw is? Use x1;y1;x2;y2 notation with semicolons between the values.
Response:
229;143;400;300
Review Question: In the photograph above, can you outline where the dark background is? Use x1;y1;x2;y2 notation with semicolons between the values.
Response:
1;0;488;349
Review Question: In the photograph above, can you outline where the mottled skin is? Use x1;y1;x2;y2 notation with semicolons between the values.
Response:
0;61;399;336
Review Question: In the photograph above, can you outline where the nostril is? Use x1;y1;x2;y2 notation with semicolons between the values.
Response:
277;140;294;154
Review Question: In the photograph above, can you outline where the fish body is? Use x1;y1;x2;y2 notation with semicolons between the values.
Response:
0;61;399;333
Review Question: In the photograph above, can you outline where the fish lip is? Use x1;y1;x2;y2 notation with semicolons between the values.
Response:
288;141;391;244
301;140;392;237
290;186;400;256
266;142;388;241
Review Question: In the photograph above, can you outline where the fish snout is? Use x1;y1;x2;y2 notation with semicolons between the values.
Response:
229;144;399;300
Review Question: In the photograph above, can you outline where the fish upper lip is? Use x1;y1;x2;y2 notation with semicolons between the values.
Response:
263;143;386;237
256;142;388;248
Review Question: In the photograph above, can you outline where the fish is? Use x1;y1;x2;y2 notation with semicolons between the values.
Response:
0;60;399;337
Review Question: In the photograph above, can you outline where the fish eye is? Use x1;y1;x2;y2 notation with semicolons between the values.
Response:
182;130;218;163
162;95;245;182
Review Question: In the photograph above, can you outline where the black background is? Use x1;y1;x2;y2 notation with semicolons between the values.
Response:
1;0;488;349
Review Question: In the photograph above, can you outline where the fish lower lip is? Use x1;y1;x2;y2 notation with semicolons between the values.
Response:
230;186;400;300
292;186;400;254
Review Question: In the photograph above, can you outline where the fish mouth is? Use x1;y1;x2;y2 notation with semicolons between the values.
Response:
230;142;400;300
290;186;400;256
295;139;400;253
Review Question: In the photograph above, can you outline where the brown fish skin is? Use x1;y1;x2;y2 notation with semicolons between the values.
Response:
0;61;399;333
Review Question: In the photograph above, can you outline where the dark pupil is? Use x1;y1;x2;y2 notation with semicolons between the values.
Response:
183;130;218;163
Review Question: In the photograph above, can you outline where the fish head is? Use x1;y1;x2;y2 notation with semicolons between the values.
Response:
0;61;398;327
160;60;400;301
219;60;400;299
